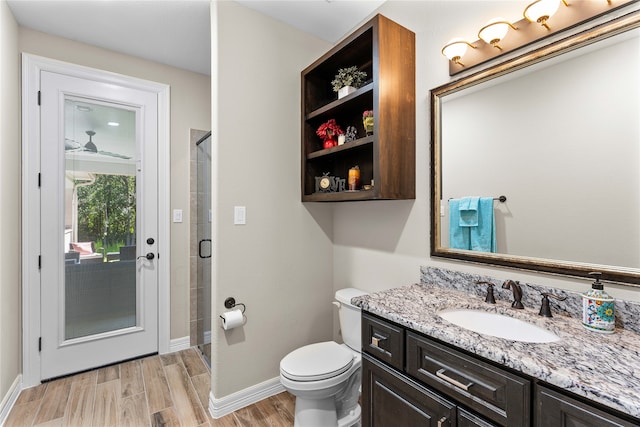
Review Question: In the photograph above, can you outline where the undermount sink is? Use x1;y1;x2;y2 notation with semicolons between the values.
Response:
439;309;560;343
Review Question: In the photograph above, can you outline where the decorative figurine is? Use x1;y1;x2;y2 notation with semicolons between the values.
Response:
345;126;358;143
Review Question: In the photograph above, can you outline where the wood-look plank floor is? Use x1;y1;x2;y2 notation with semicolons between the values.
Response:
5;348;296;427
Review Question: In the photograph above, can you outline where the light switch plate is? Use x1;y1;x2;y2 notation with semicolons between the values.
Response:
234;206;246;225
173;209;183;223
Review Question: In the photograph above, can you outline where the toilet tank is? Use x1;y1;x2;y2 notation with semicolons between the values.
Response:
335;288;369;352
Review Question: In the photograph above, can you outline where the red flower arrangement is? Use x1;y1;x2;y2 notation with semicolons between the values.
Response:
316;119;344;149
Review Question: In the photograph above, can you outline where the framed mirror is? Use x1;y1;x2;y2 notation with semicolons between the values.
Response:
431;11;640;286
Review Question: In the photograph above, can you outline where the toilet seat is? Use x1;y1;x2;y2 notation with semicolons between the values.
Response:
280;341;354;382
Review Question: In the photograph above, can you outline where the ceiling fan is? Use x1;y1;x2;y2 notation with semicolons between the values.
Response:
83;130;98;153
64;130;132;160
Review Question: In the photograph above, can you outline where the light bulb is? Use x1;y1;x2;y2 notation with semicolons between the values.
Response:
524;0;561;30
478;18;517;51
442;38;475;66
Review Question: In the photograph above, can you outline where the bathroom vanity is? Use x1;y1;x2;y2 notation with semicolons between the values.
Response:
354;270;640;427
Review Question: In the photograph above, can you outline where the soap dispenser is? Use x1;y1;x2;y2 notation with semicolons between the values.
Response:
582;272;615;334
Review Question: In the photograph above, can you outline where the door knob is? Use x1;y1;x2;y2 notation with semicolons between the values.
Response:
137;252;155;260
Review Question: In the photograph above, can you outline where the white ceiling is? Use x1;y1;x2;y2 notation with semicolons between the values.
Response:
6;0;386;76
235;1;385;43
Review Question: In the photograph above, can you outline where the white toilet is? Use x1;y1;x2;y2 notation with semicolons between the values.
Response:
280;288;368;427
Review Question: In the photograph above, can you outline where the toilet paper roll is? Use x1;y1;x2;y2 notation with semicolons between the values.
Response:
220;309;244;330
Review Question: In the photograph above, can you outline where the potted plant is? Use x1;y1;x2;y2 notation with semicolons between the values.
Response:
363;110;374;135
316;119;344;149
331;66;367;99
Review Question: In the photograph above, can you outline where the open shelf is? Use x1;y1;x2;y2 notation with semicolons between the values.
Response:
301;15;416;202
307;136;373;160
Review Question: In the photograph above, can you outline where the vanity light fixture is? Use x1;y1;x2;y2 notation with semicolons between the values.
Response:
442;0;632;75
478;18;518;51
441;38;477;66
523;0;569;31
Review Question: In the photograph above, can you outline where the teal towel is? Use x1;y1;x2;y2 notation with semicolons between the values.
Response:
459;196;479;227
449;197;497;253
449;199;470;250
470;197;497;253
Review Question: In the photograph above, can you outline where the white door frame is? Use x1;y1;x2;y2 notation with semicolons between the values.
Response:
21;54;171;387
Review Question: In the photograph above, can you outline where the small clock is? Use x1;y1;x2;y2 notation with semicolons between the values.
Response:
319;176;332;191
315;173;335;193
315;173;345;193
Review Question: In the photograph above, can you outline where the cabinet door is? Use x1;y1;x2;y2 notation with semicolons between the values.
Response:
459;408;499;427
362;354;456;427
536;385;639;427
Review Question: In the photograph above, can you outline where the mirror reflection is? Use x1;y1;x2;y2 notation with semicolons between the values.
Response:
432;14;640;284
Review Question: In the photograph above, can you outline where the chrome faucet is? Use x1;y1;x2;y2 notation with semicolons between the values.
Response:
502;280;524;309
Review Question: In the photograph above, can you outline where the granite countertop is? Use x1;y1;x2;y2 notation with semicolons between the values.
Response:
353;282;640;419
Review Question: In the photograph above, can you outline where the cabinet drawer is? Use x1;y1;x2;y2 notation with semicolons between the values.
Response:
362;354;456;427
362;313;404;370
535;385;639;427
406;332;530;427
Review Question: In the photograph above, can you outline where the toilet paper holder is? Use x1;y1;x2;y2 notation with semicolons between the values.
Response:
221;297;246;318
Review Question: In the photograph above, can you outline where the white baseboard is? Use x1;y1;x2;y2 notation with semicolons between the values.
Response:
0;375;22;426
168;336;191;353
209;377;285;419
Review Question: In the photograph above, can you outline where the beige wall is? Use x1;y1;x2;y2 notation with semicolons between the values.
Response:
18;28;211;340
211;0;640;401
0;0;21;403
332;1;640;303
212;1;333;397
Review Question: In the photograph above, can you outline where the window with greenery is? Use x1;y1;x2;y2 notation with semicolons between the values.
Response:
77;174;136;255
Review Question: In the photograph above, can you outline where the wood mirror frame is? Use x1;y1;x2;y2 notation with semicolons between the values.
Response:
430;11;640;286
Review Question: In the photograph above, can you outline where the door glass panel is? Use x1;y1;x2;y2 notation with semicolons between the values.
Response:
64;98;137;340
196;132;212;366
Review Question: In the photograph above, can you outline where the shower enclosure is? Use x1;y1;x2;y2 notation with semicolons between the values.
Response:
195;131;212;365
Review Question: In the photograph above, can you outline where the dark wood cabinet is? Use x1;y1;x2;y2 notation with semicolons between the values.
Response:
361;311;640;427
301;14;415;202
362;313;501;427
363;354;457;427
535;385;639;427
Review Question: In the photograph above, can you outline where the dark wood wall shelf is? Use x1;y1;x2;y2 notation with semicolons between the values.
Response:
306;83;373;120
307;136;373;160
301;14;415;202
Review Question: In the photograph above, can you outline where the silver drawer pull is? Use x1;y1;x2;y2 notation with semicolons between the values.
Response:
371;335;387;348
437;416;448;427
436;368;473;391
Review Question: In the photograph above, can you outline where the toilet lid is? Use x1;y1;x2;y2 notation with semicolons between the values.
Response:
280;341;354;382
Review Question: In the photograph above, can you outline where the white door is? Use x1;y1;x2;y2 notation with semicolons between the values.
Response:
39;71;159;380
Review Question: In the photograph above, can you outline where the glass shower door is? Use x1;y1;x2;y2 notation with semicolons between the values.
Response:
196;132;212;365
